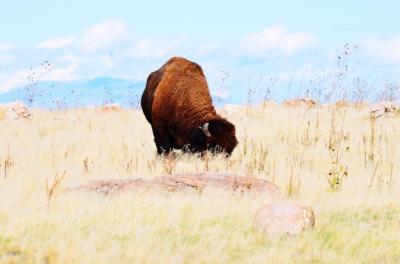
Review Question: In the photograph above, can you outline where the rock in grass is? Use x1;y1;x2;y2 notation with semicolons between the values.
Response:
101;103;122;113
156;172;280;195
254;200;315;236
9;101;31;120
283;97;317;108
370;102;399;119
70;178;149;195
69;172;280;198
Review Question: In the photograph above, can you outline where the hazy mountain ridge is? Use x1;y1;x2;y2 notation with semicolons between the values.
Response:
0;77;144;109
0;77;230;109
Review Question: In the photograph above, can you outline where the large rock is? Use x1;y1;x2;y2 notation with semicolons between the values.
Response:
156;172;280;195
69;172;280;197
254;200;315;236
72;178;148;195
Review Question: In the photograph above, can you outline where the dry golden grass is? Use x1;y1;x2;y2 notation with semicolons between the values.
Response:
0;107;7;121
0;104;400;263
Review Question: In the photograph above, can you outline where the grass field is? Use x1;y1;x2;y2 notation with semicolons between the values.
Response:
1;103;400;263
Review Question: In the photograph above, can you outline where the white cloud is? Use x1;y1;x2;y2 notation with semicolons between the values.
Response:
41;64;79;82
0;43;14;52
0;69;31;93
60;53;80;64
0;59;79;93
43;54;80;82
81;19;129;52
127;35;185;60
275;65;336;82
196;41;219;56
36;36;76;50
100;55;116;68
241;25;317;56
363;36;400;63
0;54;16;63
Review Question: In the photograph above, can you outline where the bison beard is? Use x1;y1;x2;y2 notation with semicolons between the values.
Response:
141;57;238;155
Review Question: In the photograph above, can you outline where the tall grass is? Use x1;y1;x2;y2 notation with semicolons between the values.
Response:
0;103;400;263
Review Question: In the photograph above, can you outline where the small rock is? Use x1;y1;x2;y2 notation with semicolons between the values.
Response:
9;101;31;120
370;102;398;119
283;98;316;108
101;103;122;113
254;200;315;236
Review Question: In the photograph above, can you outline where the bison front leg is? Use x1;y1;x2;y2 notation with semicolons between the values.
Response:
152;125;172;154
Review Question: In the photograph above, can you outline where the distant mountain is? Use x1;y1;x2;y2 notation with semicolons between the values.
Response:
0;77;145;109
0;77;230;109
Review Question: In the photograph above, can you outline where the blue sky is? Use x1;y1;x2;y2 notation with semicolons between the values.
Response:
0;0;399;100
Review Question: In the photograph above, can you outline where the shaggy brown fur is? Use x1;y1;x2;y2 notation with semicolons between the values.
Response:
141;57;238;155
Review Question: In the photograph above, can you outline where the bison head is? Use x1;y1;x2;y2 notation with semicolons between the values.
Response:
188;118;237;155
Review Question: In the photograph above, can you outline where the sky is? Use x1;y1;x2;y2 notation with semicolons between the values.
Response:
0;0;399;100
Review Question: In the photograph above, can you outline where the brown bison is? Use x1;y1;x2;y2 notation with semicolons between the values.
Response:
141;57;238;155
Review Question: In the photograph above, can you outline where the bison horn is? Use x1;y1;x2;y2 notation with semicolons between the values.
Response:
202;122;212;137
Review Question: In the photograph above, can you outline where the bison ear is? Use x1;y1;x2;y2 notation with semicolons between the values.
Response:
208;119;234;135
189;127;206;146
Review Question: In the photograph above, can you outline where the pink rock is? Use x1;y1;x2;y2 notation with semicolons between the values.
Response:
101;103;122;112
370;102;398;119
254;200;315;236
69;172;281;198
283;98;316;108
9;101;31;119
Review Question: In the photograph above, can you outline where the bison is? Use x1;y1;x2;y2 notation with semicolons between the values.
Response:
141;57;238;155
